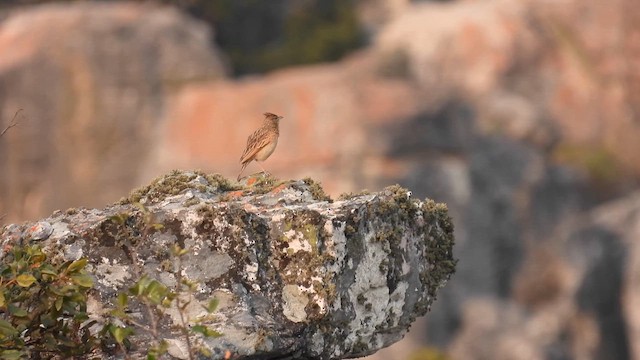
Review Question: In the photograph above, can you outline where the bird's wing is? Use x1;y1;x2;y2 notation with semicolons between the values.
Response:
240;128;273;164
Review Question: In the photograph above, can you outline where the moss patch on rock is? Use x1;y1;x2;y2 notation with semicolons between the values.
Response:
302;178;332;202
420;199;457;308
118;170;241;205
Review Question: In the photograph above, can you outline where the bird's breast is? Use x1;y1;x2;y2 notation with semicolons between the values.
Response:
254;137;278;161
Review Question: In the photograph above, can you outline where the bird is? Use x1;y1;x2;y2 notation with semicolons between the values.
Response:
237;112;283;181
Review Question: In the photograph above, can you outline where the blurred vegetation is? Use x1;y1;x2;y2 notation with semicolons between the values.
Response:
0;0;365;76
188;0;364;75
376;49;411;78
407;346;451;360
553;144;622;192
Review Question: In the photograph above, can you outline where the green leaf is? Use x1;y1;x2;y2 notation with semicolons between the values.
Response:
0;350;24;360
171;244;182;256
110;308;127;319
152;223;165;230
55;296;64;311
40;313;56;328
0;292;5;308
8;304;28;318
71;274;94;288
199;347;213;357
39;265;58;276
0;319;19;336
203;298;219;313
190;325;222;338
108;213;130;225
147;339;169;359
74;312;89;322
15;274;36;287
146;280;169;305
109;325;134;344
129;275;152;296
66;258;88;273
117;293;128;309
133;202;149;213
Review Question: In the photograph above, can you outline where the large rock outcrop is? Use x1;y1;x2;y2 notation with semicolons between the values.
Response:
376;0;640;176
448;190;640;360
0;171;456;359
0;2;226;222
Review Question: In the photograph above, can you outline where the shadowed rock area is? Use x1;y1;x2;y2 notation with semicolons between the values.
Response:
0;171;456;359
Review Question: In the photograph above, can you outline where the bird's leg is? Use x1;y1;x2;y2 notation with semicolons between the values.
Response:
257;162;270;176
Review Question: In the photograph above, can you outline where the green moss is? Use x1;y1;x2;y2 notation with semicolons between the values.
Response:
245;174;284;195
337;190;370;201
373;228;402;243
279;211;326;253
271;210;338;320
302;224;319;250
196;171;242;192
302;178;332;202
420;200;457;305
366;185;456;305
183;197;201;207
373;185;417;223
118;170;240;205
119;170;197;204
352;340;369;355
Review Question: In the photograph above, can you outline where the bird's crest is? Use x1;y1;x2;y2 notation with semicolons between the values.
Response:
264;112;282;120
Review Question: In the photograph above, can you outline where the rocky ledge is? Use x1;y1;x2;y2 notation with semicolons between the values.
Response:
0;170;456;359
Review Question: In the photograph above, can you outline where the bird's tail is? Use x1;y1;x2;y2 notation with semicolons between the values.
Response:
237;162;248;181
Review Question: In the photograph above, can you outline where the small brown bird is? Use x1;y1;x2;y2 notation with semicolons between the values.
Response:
237;112;283;181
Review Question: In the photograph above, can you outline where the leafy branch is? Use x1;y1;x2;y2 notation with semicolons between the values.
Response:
0;245;96;359
105;204;222;359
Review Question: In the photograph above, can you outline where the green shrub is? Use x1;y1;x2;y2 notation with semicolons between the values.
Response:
0;245;96;358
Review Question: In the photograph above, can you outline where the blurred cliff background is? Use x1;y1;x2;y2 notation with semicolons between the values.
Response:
1;0;639;359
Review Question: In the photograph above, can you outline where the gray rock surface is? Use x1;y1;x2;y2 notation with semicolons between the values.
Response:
0;171;456;359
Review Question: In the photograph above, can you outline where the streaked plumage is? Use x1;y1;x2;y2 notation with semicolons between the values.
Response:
237;112;282;180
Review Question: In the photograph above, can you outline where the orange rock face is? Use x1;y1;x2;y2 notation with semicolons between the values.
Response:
0;3;225;222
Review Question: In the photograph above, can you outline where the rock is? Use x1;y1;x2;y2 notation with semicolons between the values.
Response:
0;170;456;359
153;54;420;196
448;190;640;359
0;2;226;222
375;0;640;177
25;221;52;241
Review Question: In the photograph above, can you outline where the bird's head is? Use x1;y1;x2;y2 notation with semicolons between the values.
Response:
264;112;283;122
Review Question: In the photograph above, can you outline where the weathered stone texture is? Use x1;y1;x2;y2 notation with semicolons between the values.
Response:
0;171;455;359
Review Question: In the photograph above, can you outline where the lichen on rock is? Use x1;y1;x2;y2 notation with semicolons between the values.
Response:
0;170;456;359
